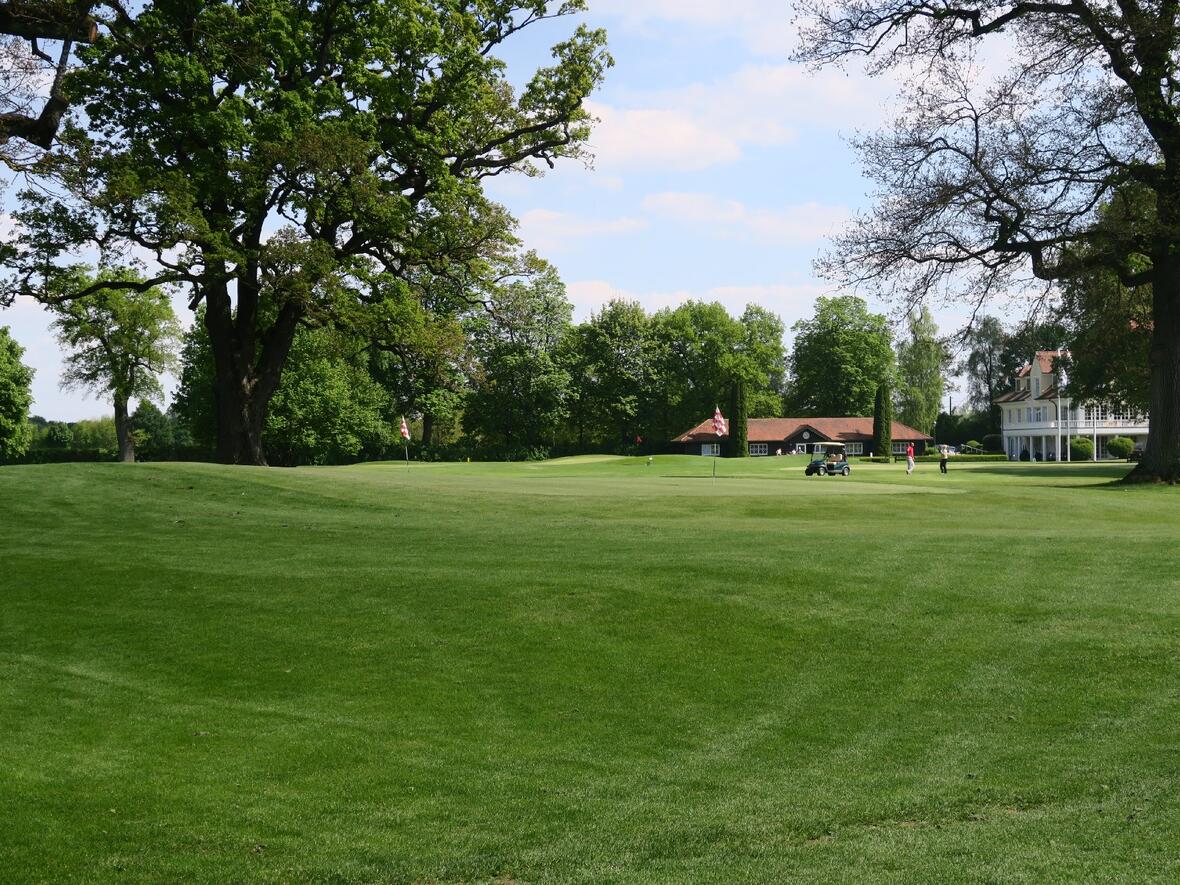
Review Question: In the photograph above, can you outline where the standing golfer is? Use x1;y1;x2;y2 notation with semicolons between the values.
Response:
906;442;915;475
939;445;949;474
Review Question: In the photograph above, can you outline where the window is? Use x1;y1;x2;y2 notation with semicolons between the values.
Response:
1026;407;1032;423
892;442;908;454
846;442;863;455
794;444;807;454
1034;378;1040;395
701;443;720;456
749;443;768;456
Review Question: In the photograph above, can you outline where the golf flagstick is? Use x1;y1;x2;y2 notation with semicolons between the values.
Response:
399;416;411;470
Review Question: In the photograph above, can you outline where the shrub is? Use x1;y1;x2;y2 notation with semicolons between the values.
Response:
981;433;1003;453
1106;436;1135;459
858;456;892;463
964;439;983;451
1069;436;1094;461
914;453;1008;462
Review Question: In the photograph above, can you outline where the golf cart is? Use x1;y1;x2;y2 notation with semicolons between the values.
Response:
804;443;851;477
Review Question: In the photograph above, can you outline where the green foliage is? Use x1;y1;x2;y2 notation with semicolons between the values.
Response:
872;381;892;458
787;296;894;416
964;439;983;450
45;421;73;448
648;301;745;440
982;433;1003;453
913;453;1009;462
0;327;34;461
728;380;748;457
934;410;991;447
265;328;393;466
8;0;611;464
464;261;573;451
131;400;175;459
1106;436;1136;459
49;267;181;460
564;300;654;450
737;304;787;417
174;317;393;465
960;316;1007;430
171;311;217;451
50;269;180;406
895;306;946;436
70;417;117;452
1070;436;1095;461
1057;188;1154;415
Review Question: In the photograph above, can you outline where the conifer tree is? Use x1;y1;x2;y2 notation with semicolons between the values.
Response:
728;380;748;457
872;382;892;459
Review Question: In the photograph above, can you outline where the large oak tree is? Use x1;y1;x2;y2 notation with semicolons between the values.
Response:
5;0;609;464
797;0;1180;481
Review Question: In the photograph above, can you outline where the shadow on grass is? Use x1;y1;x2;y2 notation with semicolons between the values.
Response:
965;462;1137;489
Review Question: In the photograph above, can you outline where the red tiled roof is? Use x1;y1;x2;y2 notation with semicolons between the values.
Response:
1034;350;1060;374
674;416;933;444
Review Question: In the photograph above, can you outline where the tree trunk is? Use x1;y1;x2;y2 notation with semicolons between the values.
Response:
202;277;301;466
421;412;434;447
113;393;134;463
1129;266;1180;482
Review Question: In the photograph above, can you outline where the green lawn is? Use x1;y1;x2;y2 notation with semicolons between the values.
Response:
2;456;1178;882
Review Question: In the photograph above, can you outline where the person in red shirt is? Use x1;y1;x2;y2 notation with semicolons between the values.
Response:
906;442;915;475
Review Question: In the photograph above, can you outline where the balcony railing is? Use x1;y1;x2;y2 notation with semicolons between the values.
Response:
1005;418;1149;431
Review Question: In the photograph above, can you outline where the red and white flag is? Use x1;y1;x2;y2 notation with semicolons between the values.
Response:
712;406;727;437
400;416;410;440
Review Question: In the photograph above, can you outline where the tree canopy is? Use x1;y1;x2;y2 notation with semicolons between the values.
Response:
51;269;180;462
786;296;894;417
5;0;611;465
0;324;33;460
895;306;946;436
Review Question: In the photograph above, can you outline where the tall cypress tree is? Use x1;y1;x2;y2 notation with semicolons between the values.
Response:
728;380;748;457
872;381;892;458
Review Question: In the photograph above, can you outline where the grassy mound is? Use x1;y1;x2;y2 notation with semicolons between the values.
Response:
1;457;1177;881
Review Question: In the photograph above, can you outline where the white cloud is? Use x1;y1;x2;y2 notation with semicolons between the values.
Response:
641;192;851;245
585;61;895;173
516;208;649;253
585;101;744;172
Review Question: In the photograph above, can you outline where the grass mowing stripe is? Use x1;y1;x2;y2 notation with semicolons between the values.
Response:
1;456;1177;882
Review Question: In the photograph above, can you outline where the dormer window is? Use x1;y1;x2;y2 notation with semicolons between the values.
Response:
1034;378;1040;395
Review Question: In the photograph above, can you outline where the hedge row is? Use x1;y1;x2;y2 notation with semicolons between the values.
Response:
914;453;1009;462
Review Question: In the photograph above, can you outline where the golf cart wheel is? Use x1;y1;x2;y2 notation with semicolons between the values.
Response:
817;465;827;476
842;466;850;476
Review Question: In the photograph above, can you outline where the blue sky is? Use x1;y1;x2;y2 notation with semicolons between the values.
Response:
5;0;983;421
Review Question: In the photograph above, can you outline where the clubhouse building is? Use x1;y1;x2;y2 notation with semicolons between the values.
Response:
673;417;933;457
994;350;1150;460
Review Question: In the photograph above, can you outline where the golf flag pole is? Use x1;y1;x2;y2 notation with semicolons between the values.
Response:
712;405;726;481
400;416;410;469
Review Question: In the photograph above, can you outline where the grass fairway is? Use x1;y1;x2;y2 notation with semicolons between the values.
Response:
2;456;1178;882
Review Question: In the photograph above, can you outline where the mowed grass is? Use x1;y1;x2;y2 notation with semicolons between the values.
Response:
1;455;1178;882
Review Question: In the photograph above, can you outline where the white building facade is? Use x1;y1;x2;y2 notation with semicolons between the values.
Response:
995;351;1150;461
